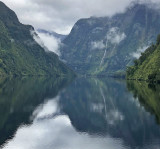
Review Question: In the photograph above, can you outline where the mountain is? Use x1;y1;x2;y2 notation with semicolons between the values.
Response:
127;34;160;82
0;1;74;77
60;2;160;76
37;29;67;41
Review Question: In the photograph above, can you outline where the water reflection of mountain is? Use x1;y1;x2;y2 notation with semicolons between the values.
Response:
59;78;160;148
0;77;71;146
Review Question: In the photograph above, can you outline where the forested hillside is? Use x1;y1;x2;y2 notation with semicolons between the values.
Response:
0;2;74;77
127;34;160;82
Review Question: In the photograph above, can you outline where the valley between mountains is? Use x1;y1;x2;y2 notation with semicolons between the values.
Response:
0;1;160;83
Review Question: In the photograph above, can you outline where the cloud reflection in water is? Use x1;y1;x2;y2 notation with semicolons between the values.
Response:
2;96;128;149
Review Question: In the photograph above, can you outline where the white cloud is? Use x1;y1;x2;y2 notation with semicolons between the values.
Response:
131;46;149;59
31;30;61;56
91;27;126;50
91;40;106;50
37;32;61;56
30;30;46;49
107;27;126;45
1;0;160;34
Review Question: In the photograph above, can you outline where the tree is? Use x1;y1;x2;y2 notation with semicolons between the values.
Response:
156;34;160;45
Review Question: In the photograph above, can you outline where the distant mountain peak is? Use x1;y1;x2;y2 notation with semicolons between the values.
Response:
0;1;19;23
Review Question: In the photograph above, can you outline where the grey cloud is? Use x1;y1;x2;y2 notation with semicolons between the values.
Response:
1;0;160;34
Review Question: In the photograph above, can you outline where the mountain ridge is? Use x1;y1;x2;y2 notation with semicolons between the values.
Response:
60;2;160;76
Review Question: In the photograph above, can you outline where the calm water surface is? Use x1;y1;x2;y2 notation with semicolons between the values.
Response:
0;77;160;149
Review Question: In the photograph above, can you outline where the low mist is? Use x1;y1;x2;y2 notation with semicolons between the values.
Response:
131;46;149;59
31;30;61;56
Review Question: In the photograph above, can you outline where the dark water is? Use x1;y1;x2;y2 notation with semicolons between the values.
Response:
0;77;160;149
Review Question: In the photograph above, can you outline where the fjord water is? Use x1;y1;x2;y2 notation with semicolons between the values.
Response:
0;77;160;149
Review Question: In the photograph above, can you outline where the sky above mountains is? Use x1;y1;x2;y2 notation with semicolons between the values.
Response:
1;0;160;34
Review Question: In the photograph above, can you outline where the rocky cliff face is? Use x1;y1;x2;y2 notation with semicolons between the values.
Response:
60;3;160;76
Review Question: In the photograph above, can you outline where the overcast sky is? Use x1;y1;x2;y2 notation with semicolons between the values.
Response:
1;0;160;34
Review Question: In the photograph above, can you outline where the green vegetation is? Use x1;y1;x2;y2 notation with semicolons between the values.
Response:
127;80;160;124
127;34;160;82
0;2;74;77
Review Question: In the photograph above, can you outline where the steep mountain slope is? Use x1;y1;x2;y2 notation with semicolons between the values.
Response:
37;29;67;41
0;2;74;77
127;35;160;82
60;3;160;76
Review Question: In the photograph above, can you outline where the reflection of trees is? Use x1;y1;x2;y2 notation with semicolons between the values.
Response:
59;78;160;148
127;81;160;124
0;77;71;146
